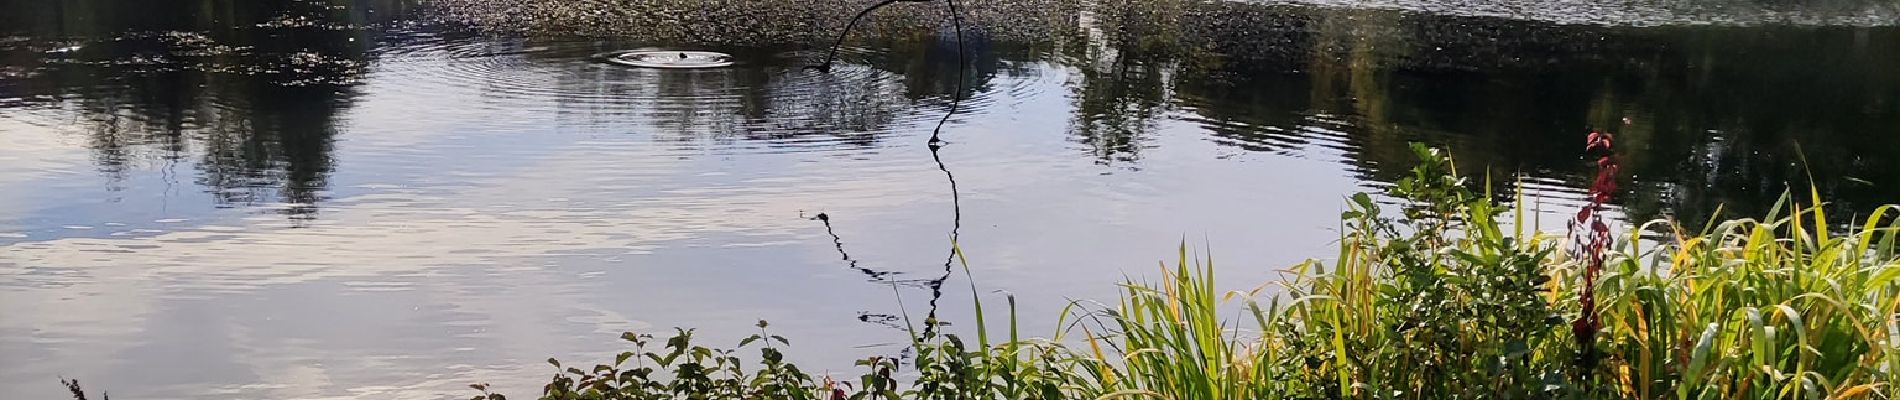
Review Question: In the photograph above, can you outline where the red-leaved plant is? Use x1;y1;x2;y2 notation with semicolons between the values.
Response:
1570;130;1617;372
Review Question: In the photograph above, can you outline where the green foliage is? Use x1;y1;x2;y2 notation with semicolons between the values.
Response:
1590;192;1900;399
500;321;830;400
486;144;1899;400
1270;143;1570;399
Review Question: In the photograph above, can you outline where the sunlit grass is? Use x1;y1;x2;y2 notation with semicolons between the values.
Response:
1591;193;1900;399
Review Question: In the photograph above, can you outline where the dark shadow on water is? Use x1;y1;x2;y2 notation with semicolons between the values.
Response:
1051;2;1900;223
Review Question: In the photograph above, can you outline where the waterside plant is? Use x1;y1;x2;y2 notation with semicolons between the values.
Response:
483;142;1898;400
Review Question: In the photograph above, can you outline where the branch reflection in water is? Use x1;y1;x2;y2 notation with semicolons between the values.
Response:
804;0;973;346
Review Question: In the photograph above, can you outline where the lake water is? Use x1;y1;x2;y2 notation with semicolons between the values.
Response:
2;0;1896;398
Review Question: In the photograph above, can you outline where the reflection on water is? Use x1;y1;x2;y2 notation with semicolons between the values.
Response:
1;0;1896;398
1055;1;1899;223
0;0;412;221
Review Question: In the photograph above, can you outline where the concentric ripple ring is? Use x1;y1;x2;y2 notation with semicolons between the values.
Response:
602;50;735;69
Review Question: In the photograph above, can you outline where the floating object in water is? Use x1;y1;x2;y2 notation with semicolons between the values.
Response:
602;50;734;69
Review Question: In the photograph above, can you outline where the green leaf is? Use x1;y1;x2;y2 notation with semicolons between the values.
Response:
1352;192;1376;210
1096;389;1164;399
1683;322;1721;395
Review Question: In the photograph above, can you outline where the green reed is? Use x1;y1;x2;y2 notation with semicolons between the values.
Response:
1589;190;1900;399
496;144;1897;400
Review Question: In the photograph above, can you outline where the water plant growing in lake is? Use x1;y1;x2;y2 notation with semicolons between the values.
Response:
490;142;1898;399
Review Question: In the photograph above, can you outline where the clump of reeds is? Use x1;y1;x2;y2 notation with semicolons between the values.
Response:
1589;192;1900;399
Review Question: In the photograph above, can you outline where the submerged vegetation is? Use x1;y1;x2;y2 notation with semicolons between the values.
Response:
480;142;1900;399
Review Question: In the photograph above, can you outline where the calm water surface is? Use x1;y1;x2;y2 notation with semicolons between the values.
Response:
2;0;1896;398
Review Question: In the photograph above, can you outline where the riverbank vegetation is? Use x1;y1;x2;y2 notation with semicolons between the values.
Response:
481;143;1899;400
